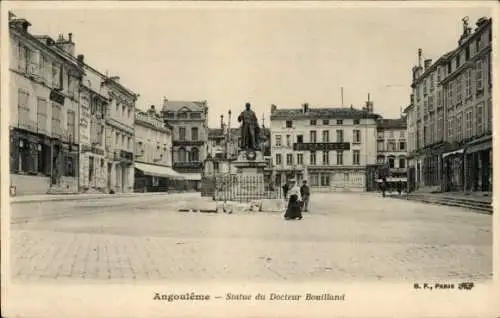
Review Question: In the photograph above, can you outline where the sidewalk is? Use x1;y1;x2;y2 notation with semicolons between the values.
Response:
10;191;178;204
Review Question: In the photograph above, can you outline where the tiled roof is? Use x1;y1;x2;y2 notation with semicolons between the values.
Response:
270;107;381;120
162;100;207;112
377;118;407;129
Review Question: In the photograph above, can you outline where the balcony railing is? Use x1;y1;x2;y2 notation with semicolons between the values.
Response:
120;150;134;162
173;140;205;146
173;161;203;169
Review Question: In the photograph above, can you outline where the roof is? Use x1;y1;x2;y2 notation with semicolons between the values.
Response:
162;100;207;112
270;106;381;120
377;118;407;130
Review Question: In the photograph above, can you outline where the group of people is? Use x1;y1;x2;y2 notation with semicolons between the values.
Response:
281;179;310;220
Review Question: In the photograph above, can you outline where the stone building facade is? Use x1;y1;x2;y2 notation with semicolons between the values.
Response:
270;102;379;192
406;16;492;193
103;77;137;193
162;98;208;189
78;58;109;192
133;106;183;192
376;118;407;180
9;15;84;195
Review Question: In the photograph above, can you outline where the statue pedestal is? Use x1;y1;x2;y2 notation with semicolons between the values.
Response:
231;150;267;202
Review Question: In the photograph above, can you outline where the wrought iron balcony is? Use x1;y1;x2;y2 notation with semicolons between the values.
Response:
173;140;205;146
173;161;203;169
120;150;134;162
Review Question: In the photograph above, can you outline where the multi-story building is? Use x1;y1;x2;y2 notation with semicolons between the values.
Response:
78;55;110;192
134;105;183;192
270;102;380;192
9;15;84;195
162;98;208;190
376;118;407;180
442;16;492;193
103;76;137;193
407;16;492;193
408;47;453;192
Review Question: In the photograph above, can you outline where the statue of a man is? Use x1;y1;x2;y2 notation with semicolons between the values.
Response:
237;102;260;151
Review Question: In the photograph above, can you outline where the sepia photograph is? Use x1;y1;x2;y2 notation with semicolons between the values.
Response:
1;1;497;317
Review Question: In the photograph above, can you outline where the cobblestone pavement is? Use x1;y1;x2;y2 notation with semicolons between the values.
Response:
9;192;492;283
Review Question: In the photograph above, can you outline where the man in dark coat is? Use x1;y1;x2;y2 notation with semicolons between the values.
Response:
300;180;310;212
237;102;260;150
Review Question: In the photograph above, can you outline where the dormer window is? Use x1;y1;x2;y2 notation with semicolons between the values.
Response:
178;112;188;119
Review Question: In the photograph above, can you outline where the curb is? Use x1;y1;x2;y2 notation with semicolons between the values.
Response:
10;192;193;205
177;209;218;213
390;196;493;215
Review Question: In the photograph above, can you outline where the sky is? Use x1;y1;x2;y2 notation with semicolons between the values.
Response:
7;2;493;128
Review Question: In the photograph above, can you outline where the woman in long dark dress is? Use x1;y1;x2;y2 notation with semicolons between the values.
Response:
284;180;303;220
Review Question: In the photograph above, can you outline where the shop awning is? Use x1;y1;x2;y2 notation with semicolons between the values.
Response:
466;139;492;154
442;149;464;158
180;173;202;181
135;162;185;179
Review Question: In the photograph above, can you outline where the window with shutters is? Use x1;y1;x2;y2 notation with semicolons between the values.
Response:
430;73;435;92
465;69;472;97
353;150;360;165
353;129;361;144
67;110;76;143
456;76;462;104
179;127;186;141
486;98;492;132
476;60;483;91
309;151;316;165
336;129;343;142
275;153;282;165
336;151;343;165
447;83;453;109
309;130;317;143
275;135;282;146
320;174;330;186
286;135;291;147
322;130;329;142
51;102;62;139
322;151;329;165
52;64;61;89
18;44;29;72
286;153;293;166
297;153;303;165
476;103;484;136
191;127;198;141
18;89;30;130
465;110;472;139
36;97;48;135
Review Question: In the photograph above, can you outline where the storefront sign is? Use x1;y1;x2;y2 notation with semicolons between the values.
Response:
293;142;351;151
80;95;91;146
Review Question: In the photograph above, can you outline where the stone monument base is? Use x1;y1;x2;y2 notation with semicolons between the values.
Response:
230;150;267;203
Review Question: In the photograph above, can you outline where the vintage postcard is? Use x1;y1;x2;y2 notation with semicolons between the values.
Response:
1;1;498;317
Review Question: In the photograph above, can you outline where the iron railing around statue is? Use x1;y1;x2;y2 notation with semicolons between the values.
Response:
213;174;284;203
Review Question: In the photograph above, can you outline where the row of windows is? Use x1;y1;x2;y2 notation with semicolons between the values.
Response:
275;129;361;146
15;43;79;97
178;127;199;141
17;89;76;141
165;112;202;119
376;140;406;152
377;130;405;139
283;119;361;128
275;150;361;166
176;147;200;162
377;156;406;169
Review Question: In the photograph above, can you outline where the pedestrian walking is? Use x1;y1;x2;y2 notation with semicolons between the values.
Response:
284;179;303;220
282;182;289;200
300;180;310;212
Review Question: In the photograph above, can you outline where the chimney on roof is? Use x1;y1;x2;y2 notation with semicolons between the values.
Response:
424;59;432;70
10;18;31;32
271;104;277;113
220;114;224;129
148;105;156;115
302;103;309;113
77;54;84;64
365;93;374;113
109;76;120;83
418;48;423;68
55;32;75;56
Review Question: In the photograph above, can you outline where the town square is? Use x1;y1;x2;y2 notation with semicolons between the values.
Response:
3;4;494;316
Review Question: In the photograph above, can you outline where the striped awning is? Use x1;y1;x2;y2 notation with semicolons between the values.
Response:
135;162;185;179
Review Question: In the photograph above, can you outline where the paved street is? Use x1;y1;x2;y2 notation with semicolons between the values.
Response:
9;192;492;283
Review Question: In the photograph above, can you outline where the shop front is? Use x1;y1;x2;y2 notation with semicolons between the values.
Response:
442;148;465;192
464;135;492;193
134;162;185;192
